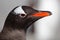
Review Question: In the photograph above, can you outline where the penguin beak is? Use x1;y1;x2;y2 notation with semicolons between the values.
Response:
31;11;51;18
22;6;51;18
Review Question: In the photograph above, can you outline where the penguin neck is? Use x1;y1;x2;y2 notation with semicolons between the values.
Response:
1;26;26;40
2;24;27;33
3;20;28;32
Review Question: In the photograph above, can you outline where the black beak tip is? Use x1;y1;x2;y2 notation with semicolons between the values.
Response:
47;11;52;16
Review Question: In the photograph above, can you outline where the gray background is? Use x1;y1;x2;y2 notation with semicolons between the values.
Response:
0;0;60;40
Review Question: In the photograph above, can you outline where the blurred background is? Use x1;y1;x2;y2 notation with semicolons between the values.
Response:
0;0;59;40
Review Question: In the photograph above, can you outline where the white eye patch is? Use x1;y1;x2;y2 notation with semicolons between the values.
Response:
14;6;26;14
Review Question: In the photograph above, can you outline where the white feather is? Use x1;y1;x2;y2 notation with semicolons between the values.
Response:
14;6;25;14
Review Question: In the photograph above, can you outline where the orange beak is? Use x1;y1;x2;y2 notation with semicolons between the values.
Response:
32;11;51;17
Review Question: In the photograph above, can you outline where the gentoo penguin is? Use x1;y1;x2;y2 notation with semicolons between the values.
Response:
0;6;52;40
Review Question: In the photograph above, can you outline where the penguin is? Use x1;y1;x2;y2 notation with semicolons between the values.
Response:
0;6;52;40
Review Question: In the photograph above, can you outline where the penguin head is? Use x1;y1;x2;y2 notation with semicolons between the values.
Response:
4;6;52;31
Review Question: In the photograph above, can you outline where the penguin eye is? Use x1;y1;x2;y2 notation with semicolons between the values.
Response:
19;13;27;18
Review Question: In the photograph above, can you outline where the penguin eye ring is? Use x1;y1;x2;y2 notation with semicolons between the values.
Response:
20;13;27;18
